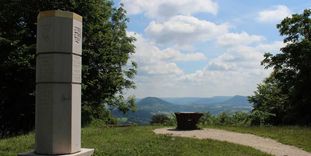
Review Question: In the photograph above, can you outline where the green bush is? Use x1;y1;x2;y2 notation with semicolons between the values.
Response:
200;112;234;126
150;113;175;126
216;112;233;125
199;111;275;126
231;112;251;126
249;110;275;126
199;112;215;125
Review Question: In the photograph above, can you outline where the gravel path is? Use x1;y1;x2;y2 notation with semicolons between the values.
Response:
154;128;311;156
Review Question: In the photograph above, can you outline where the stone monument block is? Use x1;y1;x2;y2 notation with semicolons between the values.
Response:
37;11;82;55
18;10;93;156
35;84;81;154
36;54;81;83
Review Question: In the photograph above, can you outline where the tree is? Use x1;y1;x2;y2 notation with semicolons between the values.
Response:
0;0;136;137
251;9;311;125
249;74;288;124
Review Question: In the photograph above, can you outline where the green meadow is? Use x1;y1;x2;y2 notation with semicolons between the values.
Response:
0;126;272;156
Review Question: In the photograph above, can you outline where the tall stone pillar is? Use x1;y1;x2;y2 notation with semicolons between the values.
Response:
18;10;93;156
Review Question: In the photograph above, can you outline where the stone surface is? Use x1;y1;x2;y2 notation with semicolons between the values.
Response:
35;84;81;154
18;148;94;156
37;16;82;55
36;54;81;83
29;10;90;155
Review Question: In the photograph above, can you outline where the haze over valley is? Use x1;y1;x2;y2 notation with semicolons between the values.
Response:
113;96;251;124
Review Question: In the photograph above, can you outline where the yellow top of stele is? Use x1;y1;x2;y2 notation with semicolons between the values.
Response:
38;10;82;22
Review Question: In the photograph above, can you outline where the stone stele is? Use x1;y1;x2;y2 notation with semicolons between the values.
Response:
18;10;94;156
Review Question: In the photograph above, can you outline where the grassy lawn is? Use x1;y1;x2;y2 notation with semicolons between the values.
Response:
0;126;270;156
205;125;311;152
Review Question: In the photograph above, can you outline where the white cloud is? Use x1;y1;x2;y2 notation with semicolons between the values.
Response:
213;41;284;72
141;63;183;75
127;32;206;75
256;41;284;53
203;46;263;74
126;27;285;97
162;48;207;61
128;31;283;97
173;41;283;97
145;15;229;46
217;32;265;46
258;5;291;23
175;66;265;97
121;0;218;19
122;1;289;97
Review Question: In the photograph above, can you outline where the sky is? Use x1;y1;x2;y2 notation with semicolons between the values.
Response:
115;0;311;98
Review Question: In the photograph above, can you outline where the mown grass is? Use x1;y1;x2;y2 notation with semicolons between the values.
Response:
0;133;35;156
0;126;270;156
205;125;311;152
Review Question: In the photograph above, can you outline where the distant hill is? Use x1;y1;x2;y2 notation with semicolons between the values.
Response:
136;97;179;112
113;97;180;124
192;96;233;105
162;96;232;105
162;97;204;105
221;95;250;106
137;97;172;105
112;96;252;124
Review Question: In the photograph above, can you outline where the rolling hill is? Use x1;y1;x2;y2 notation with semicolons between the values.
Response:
162;96;232;105
112;96;253;124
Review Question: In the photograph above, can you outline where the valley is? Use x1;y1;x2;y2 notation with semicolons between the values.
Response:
113;96;252;124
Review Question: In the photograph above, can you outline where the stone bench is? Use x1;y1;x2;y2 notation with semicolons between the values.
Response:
175;112;203;130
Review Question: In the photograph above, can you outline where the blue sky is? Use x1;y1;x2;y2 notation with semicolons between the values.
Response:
116;0;311;98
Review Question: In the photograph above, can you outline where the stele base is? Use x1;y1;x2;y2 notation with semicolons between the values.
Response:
18;148;94;156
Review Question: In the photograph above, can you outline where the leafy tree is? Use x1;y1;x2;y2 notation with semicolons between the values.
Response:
0;0;136;137
251;9;311;125
249;74;288;124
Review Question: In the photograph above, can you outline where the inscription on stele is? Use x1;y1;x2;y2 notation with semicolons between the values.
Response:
74;26;81;44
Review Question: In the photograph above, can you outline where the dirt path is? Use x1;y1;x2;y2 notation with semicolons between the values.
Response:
154;128;311;156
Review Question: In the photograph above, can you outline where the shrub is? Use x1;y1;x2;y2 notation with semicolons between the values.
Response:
199;112;214;125
215;112;233;125
150;113;175;125
249;110;275;126
231;112;251;126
